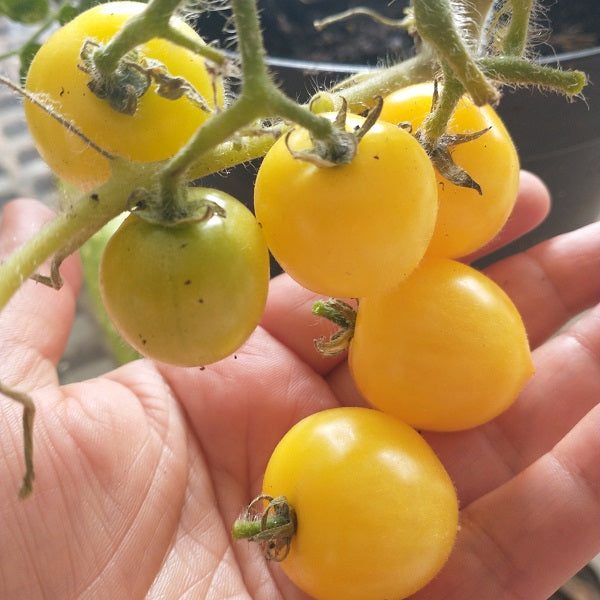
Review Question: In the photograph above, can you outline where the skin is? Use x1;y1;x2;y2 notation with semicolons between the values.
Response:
0;171;598;599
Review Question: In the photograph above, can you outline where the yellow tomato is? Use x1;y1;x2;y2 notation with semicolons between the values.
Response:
380;82;520;258
262;407;459;600
350;258;534;431
254;113;438;297
25;1;223;190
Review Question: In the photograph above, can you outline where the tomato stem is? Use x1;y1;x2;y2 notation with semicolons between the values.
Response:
92;0;227;75
0;381;35;499
232;495;297;562
501;0;534;57
232;513;291;540
455;0;495;46
413;0;499;106
324;50;435;113
479;56;587;95
158;0;336;198
312;299;356;357
161;24;227;67
418;70;464;143
312;299;356;330
92;0;176;75
0;159;156;311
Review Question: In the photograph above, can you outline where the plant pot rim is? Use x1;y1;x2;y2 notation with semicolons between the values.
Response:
262;45;600;75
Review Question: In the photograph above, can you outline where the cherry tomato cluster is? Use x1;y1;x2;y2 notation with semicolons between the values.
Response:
245;84;533;598
21;4;535;598
255;82;532;431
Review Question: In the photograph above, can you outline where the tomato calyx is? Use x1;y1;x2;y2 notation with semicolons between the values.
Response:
286;96;383;167
231;495;297;562
411;83;490;194
127;186;227;226
312;298;357;357
79;39;150;115
79;39;214;116
416;126;490;194
140;58;214;112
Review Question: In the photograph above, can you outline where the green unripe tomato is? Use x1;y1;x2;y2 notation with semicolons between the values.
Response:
99;189;269;367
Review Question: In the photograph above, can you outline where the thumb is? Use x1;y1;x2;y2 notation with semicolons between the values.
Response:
0;199;82;389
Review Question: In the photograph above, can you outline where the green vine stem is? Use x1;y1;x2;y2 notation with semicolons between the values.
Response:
502;0;534;57
413;0;499;106
458;0;495;47
480;56;587;94
158;0;335;207
418;68;464;143
326;50;436;113
92;0;226;74
0;159;154;309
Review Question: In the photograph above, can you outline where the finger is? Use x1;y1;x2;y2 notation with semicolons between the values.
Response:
260;275;348;375
414;404;600;600
464;170;551;262
485;220;600;349
0;199;81;388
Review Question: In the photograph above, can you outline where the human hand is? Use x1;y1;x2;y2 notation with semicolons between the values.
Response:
0;172;598;599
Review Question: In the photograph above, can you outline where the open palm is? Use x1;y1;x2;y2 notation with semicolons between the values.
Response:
0;172;598;600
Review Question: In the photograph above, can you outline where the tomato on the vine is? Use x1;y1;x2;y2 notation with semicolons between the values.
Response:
349;257;534;431
380;82;520;258
24;1;224;191
261;407;458;600
254;113;438;297
99;189;269;367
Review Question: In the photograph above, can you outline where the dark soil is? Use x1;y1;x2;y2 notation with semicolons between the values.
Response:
196;0;600;65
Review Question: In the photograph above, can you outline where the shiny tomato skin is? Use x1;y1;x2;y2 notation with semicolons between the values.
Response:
99;190;269;366
254;113;438;297
262;407;459;600
349;258;534;431
24;1;223;191
380;82;520;258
